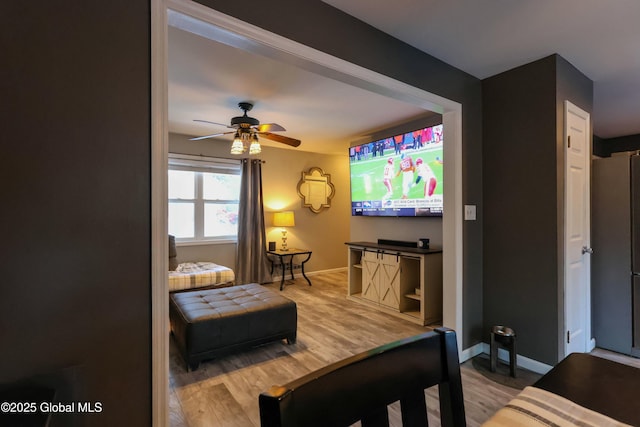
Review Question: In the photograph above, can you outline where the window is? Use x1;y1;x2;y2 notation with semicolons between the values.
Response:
168;153;242;244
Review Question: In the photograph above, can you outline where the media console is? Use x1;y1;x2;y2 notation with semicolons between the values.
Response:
345;241;443;326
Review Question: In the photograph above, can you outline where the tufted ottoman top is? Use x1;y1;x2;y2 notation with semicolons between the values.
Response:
170;283;294;323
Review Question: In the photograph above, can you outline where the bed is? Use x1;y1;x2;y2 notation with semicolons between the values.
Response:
482;353;640;427
169;261;235;292
168;235;235;292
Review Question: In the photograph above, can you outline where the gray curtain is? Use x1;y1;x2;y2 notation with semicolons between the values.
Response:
235;159;272;284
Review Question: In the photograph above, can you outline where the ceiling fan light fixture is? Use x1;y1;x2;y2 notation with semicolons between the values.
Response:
193;101;301;149
249;134;261;155
230;132;244;155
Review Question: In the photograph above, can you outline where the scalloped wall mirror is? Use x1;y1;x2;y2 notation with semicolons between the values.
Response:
296;167;335;213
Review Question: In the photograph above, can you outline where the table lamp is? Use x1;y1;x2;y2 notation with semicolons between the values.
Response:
273;211;295;251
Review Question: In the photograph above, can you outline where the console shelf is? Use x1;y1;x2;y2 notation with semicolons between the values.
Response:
345;242;443;326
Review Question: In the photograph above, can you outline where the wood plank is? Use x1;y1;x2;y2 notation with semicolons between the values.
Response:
168;271;639;427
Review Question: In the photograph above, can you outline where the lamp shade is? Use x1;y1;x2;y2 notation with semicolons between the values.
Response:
273;211;295;227
230;132;244;155
249;134;261;154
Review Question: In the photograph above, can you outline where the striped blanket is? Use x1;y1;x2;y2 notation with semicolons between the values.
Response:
482;386;632;427
168;262;235;292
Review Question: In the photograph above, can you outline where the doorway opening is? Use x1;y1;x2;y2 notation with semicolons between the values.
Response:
151;1;464;424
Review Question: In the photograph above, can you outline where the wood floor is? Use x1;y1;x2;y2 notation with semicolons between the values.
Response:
168;270;637;427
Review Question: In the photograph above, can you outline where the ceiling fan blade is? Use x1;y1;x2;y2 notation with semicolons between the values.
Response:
256;123;286;132
189;131;233;141
193;119;233;128
259;132;301;147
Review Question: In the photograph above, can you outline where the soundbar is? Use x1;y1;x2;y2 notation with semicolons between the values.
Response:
377;239;418;248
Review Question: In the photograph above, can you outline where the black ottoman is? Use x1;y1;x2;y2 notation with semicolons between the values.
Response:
169;283;297;371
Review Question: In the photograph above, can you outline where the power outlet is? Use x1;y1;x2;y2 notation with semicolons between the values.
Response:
464;205;476;221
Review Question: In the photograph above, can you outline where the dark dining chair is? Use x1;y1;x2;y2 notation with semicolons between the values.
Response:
259;327;466;427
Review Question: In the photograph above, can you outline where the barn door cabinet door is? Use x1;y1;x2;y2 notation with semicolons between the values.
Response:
347;243;443;326
361;250;382;304
361;250;402;311
379;253;401;309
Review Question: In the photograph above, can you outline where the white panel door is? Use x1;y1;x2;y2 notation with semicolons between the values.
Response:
564;100;591;355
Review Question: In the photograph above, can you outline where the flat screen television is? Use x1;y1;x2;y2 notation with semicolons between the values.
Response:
349;124;443;217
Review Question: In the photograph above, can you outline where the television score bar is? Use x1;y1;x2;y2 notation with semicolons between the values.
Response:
352;196;443;217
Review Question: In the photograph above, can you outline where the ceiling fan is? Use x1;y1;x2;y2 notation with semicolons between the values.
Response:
190;102;301;154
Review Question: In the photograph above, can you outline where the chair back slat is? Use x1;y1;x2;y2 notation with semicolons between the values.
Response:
361;406;390;427
439;329;467;427
400;390;429;426
259;327;466;427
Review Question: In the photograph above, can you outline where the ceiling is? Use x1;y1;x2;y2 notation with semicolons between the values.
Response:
168;1;640;154
324;0;640;140
168;26;431;155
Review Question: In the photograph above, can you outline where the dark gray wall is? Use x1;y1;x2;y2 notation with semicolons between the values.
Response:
597;134;640;157
483;56;559;364
0;2;151;426
194;0;485;349
482;55;592;365
593;135;608;158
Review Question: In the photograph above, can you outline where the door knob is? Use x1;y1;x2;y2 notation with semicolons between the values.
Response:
582;246;593;254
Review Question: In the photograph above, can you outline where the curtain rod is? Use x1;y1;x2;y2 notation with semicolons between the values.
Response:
169;152;265;164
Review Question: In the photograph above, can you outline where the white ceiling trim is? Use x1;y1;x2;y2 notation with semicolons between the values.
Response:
167;0;449;115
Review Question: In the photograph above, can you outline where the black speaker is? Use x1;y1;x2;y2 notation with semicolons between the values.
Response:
417;238;430;249
377;239;418;248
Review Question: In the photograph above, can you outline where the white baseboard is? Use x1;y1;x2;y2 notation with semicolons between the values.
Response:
460;342;484;363
455;338;598;369
307;267;348;276
272;266;347;283
479;343;553;375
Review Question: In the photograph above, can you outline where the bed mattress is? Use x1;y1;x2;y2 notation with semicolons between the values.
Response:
168;262;235;292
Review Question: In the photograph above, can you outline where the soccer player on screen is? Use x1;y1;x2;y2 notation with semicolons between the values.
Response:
396;153;415;199
382;157;395;200
415;158;437;197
